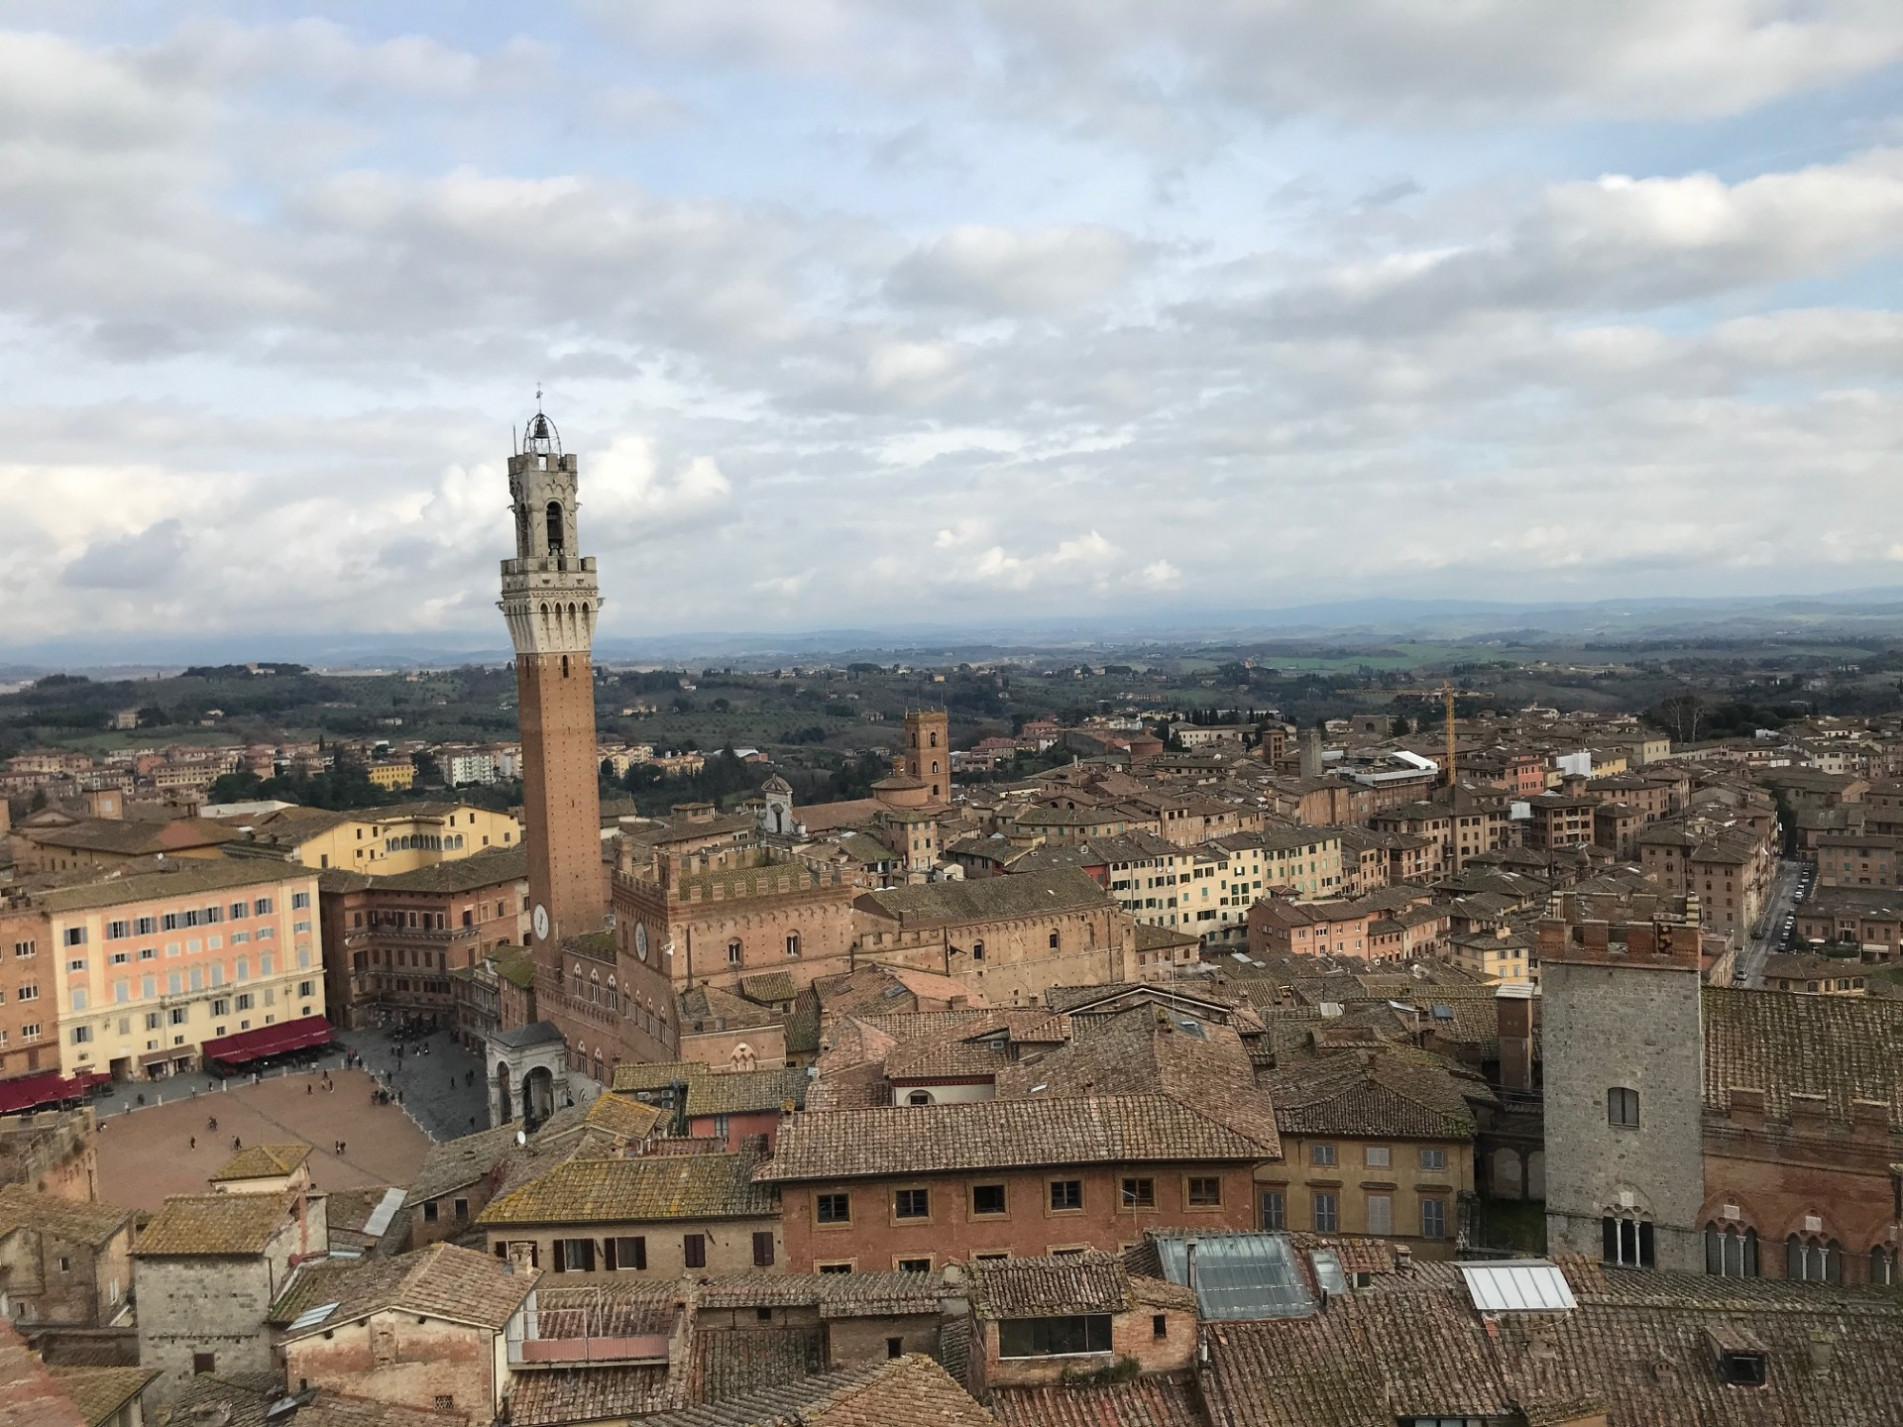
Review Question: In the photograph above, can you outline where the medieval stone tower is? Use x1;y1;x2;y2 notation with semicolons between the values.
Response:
903;708;950;800
499;408;606;964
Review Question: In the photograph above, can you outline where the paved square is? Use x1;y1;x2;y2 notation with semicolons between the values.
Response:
95;1066;432;1214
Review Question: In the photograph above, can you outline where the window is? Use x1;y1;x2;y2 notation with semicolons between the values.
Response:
71;1026;91;1045
1603;1216;1656;1269
291;891;310;909
753;1232;775;1267
1365;1146;1391;1168
1311;1143;1336;1167
816;1193;851;1225
1049;1180;1083;1212
972;940;985;962
997;1315;1113;1358
423;1201;439;1223
107;920;130;940
14;986;34;1002
972;1184;1007;1217
1152;1314;1168;1340
13;941;34;959
1705;1224;1759;1278
1870;1247;1896;1286
1786;1235;1841;1283
453;1198;469;1220
193;1353;216;1376
1608;1087;1641;1128
683;1234;707;1269
554;1239;595;1272
1121;1177;1156;1209
1419;1148;1447;1171
612;1237;647;1271
1421;1198;1447;1239
1363;1194;1392;1235
1313;1193;1338;1233
1259;1190;1285;1231
1048;929;1060;949
63;928;85;947
894;1188;930;1220
817;1262;853;1274
433;1397;455;1414
727;939;742;965
1187;1177;1223;1208
906;1090;932;1106
110;951;128;966
236;993;253;1010
67;958;86;973
897;1257;932;1273
298;980;313;998
1717;1350;1768;1387
785;933;800;958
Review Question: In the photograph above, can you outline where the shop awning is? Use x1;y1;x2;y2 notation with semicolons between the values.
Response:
0;1069;107;1116
200;1015;334;1068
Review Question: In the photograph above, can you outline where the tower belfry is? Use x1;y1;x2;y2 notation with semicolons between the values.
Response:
499;405;605;964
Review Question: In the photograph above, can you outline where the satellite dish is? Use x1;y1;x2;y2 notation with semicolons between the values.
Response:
515;1129;527;1147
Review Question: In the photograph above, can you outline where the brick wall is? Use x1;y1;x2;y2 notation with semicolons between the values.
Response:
284;1312;500;1422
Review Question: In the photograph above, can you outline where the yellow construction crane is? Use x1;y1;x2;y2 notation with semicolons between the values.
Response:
1388;682;1490;787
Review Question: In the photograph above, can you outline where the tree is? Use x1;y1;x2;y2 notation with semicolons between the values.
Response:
1649;693;1705;744
1390;715;1412;736
411;749;441;784
209;772;264;804
137;706;169;728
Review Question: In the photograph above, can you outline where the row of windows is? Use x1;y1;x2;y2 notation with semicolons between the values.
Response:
1705;1223;1898;1285
1308;1144;1448;1171
815;1176;1225;1226
96;897;289;943
506;1230;776;1273
1259;1189;1446;1238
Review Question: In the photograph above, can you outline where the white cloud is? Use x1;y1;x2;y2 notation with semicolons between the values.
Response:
887;224;1137;314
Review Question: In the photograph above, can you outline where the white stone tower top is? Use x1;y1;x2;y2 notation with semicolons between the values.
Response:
500;406;600;657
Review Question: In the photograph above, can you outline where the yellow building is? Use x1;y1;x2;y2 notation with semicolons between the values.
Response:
219;802;521;874
366;762;416;791
1447;928;1536;986
35;859;326;1081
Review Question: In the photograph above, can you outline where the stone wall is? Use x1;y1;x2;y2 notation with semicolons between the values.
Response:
284;1312;498;1422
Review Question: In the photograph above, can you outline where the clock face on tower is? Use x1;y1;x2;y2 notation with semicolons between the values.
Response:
634;922;649;961
532;904;550;941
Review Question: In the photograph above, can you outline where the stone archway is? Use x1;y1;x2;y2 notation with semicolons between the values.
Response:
494;1062;513;1125
523;1066;555;1129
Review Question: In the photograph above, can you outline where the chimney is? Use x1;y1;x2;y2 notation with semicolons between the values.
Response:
1394;1243;1414;1273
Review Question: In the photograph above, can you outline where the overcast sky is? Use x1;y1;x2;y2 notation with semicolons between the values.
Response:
4;2;1903;649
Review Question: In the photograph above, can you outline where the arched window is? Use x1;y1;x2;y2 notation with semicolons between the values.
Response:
930;730;938;748
1048;928;1060;950
972;940;985;962
728;939;742;965
907;1090;931;1106
545;501;564;553
1607;1087;1640;1128
561;654;570;679
1603;1215;1655;1268
1870;1247;1897;1286
1704;1223;1758;1278
1787;1235;1842;1283
785;933;800;958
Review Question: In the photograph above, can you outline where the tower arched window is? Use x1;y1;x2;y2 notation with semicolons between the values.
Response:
1870;1246;1897;1286
562;655;570;679
1602;1215;1655;1268
545;501;564;553
1704;1223;1758;1278
1786;1235;1841;1283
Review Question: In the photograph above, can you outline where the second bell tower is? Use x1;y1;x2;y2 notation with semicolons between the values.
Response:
499;407;606;964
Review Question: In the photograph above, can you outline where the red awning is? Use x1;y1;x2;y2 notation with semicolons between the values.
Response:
0;1069;105;1116
200;1015;334;1068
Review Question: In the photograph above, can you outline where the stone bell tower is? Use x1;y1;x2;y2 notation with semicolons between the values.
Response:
500;405;606;968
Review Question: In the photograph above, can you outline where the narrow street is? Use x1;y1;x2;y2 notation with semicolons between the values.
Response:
1738;858;1805;987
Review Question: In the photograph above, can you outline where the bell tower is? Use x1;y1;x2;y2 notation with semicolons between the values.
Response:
499;406;605;969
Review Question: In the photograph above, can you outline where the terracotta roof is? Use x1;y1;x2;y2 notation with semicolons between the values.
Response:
528;1281;678;1338
367;845;528;893
583;1092;666;1141
273;1243;536;1337
612;1060;709;1094
969;1251;1193;1318
477;1153;776;1226
739;972;799;1005
0;1320;88;1427
991;1380;1201;1427
132;1192;291;1256
758;1095;1269;1183
697;1270;944;1318
404;1121;527;1206
33;857;304;913
46;1366;157;1426
687;1068;809;1118
158;1376;460;1427
1262;1051;1483;1141
636;1354;993;1427
689;1326;826;1407
858;868;1112;926
210;1142;311;1182
507;1366;672;1426
1703;986;1903;1130
0;1187;134;1247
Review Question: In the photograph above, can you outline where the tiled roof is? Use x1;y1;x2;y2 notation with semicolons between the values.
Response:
970;1252;1147;1318
159;1375;460;1427
210;1142;310;1182
1703;986;1903;1129
613;1061;709;1094
689;1326;825;1405
583;1092;666;1141
1263;1052;1482;1141
637;1355;994;1427
132;1192;290;1256
532;1281;678;1338
991;1380;1201;1427
404;1121;526;1206
477;1153;776;1226
507;1366;672;1426
0;1187;134;1247
687;1068;809;1118
0;1321;92;1427
757;1095;1268;1182
33;857;302;912
859;868;1112;926
693;1270;943;1318
368;845;528;893
739;972;799;1005
272;1243;535;1337
45;1365;157;1427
